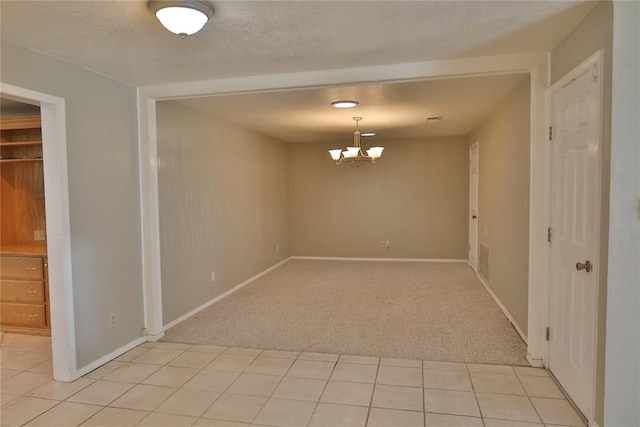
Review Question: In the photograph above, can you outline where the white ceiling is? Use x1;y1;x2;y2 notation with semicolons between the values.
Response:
0;1;597;142
0;1;596;87
172;73;528;143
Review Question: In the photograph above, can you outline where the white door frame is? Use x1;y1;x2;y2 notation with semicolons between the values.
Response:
137;53;551;364
468;141;479;272
0;83;77;381
544;50;604;424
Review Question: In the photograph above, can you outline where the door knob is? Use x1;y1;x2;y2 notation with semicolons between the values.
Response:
472;215;477;219
576;260;592;273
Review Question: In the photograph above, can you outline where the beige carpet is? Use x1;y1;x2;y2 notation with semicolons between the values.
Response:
163;260;529;365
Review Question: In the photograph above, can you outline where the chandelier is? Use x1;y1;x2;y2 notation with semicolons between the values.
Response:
328;117;384;166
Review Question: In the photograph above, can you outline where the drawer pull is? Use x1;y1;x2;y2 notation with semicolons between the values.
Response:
28;314;39;317
26;290;38;294
25;267;37;271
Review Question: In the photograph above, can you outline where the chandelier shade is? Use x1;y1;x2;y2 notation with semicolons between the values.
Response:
328;117;384;166
148;0;215;37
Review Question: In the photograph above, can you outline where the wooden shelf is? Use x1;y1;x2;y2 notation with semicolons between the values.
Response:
1;243;48;256
0;158;43;163
0;141;42;147
0;115;41;130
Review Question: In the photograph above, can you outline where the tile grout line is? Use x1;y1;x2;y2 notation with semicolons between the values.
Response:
422;359;427;427
303;352;340;427
363;356;381;427
465;363;488;426
513;366;545;425
201;348;261;425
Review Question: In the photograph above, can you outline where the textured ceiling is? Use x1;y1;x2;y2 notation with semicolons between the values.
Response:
172;73;528;143
0;1;597;86
0;1;597;142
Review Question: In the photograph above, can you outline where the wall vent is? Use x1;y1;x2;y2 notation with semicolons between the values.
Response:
479;244;490;280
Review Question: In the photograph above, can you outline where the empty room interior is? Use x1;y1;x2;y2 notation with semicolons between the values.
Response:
1;1;638;427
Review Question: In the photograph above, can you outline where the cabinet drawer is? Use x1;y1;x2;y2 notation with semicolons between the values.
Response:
0;303;46;327
0;280;45;303
0;257;43;280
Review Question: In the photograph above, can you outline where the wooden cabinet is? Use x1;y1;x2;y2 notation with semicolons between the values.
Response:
1;115;50;335
0;254;50;334
0;115;43;163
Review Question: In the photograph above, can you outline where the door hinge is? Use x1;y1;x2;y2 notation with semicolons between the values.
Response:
591;64;598;81
547;227;552;243
548;126;553;141
546;327;550;341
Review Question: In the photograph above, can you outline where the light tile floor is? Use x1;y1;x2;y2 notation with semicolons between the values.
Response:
1;334;586;427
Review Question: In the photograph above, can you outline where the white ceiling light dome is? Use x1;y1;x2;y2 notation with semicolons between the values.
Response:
148;0;215;37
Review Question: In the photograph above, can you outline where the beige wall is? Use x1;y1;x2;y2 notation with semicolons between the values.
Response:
550;2;612;424
469;77;530;334
288;137;469;259
0;39;144;368
156;101;290;325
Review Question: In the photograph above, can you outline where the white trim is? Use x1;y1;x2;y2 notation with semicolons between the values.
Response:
137;95;164;338
163;258;291;330
138;52;549;372
75;336;146;377
526;63;551;365
546;49;604;425
475;272;529;346
468;141;479;272
0;83;77;382
291;256;467;263
139;53;546;100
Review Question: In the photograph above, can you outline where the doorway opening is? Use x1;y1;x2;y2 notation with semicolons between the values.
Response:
0;83;76;381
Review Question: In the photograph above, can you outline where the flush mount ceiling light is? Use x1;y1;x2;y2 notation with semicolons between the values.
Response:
328;117;384;166
331;100;359;109
148;0;215;38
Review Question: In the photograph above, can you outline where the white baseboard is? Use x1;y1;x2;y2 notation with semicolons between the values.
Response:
75;336;146;378
526;355;545;368
144;331;165;342
163;257;291;331
475;272;528;345
291;256;467;263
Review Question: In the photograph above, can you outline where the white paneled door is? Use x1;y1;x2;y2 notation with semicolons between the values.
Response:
548;59;601;419
468;142;479;272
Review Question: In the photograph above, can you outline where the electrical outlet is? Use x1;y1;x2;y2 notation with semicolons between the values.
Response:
385;240;391;249
379;240;385;248
33;230;45;241
109;313;116;327
211;271;215;282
